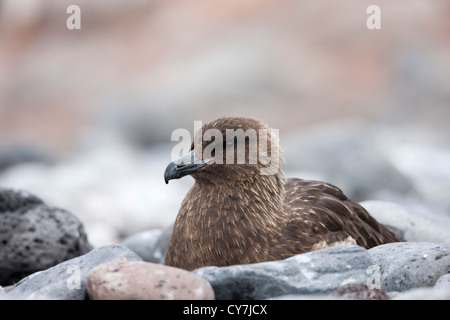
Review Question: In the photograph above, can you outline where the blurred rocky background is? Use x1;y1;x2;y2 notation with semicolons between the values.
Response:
0;0;449;247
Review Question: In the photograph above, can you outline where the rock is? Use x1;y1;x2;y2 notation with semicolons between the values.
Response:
270;293;345;300
194;245;373;300
0;145;183;247
434;273;450;290
390;269;450;300
120;225;173;264
151;223;173;264
3;244;142;300
0;144;53;172
86;258;214;300
0;188;93;286
1;285;13;294
368;242;450;292
393;287;450;300
283;121;416;202
360;200;450;245
275;284;391;300
122;223;172;264
120;229;163;262
329;283;389;300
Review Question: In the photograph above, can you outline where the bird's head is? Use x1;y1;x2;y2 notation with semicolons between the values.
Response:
164;117;284;185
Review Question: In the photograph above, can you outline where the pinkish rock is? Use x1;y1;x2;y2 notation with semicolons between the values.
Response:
86;258;214;300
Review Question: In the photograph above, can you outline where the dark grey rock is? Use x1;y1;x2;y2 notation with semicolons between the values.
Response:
0;144;53;172
194;245;373;300
120;229;163;262
0;188;93;286
368;242;450;292
152;223;173;264
3;244;142;300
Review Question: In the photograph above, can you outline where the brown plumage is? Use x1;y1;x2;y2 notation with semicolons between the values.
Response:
164;117;399;270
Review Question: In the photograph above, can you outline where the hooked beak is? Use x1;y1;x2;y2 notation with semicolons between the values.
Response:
164;150;213;184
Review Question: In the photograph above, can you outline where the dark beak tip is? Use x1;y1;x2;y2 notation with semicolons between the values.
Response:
164;161;176;185
164;152;207;184
164;172;171;185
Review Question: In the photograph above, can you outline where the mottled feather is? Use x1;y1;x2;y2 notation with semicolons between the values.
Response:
164;117;399;270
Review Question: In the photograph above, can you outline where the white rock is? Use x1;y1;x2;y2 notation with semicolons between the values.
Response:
393;287;450;300
0;144;188;247
360;200;450;245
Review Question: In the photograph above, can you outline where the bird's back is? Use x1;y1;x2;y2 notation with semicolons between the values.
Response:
269;178;399;260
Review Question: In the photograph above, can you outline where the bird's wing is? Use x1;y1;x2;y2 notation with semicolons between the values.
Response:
269;178;398;260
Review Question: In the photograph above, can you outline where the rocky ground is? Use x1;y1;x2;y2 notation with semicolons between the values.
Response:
1;0;449;301
0;120;449;300
0;188;449;300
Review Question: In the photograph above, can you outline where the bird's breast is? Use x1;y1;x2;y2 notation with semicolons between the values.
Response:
165;191;283;270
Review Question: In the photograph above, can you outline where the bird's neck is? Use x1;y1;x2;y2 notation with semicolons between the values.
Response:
168;174;287;269
191;174;286;222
